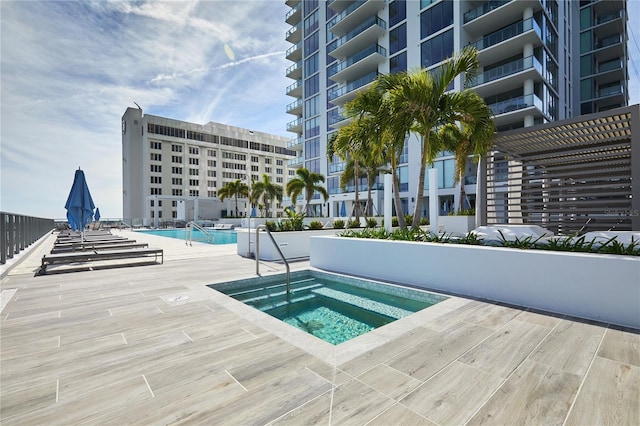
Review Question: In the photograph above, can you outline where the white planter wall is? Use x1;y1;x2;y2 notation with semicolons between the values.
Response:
237;229;338;261
310;236;640;328
438;215;476;235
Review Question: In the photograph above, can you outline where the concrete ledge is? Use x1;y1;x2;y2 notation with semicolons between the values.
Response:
238;229;338;260
310;236;640;329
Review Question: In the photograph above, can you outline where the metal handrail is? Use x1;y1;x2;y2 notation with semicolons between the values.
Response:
185;221;214;246
255;225;290;297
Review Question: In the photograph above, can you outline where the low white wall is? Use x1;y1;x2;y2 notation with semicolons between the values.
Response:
310;236;640;329
237;229;338;261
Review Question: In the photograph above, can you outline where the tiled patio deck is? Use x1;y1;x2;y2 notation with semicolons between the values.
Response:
1;230;638;425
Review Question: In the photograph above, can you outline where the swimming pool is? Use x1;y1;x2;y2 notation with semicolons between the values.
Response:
212;270;447;345
137;228;237;245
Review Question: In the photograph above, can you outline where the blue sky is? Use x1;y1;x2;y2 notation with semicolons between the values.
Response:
1;0;639;220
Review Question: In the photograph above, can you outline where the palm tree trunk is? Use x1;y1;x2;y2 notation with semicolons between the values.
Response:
412;141;429;229
458;171;466;213
354;161;360;221
366;171;373;217
234;195;239;217
392;166;406;229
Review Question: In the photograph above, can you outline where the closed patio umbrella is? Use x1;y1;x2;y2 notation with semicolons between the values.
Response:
64;168;95;239
340;201;346;217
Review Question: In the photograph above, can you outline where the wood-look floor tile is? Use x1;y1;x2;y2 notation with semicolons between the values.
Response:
269;391;332;425
356;364;422;400
177;368;332;425
458;303;523;330
338;326;438;377
222;346;312;390
95;370;247;425
4;376;152;425
329;379;395;425
367;403;437;426
401;361;503;425
467;359;581;426
515;309;564;328
459;319;551;378
529;320;605;376
0;380;56;421
565;356;640;426
597;326;640;367
386;321;493;381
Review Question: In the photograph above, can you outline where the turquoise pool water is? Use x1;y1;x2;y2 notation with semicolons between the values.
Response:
137;229;237;245
212;270;447;345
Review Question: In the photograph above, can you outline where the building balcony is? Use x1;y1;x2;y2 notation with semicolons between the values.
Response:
468;55;544;97
286;41;302;61
285;2;301;25
286;99;303;116
285;0;300;7
329;15;386;59
287;137;303;150
470;17;544;66
286;60;302;80
328;0;353;14
328;44;386;84
327;71;378;105
464;0;512;24
328;0;385;36
286;79;302;98
488;93;546;127
286;117;303;133
287;155;304;168
464;0;542;37
286;22;302;44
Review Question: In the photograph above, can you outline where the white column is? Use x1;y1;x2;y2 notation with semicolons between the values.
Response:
384;174;393;232
429;168;439;234
153;195;159;228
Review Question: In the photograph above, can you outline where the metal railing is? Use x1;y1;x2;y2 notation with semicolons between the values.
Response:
1;212;54;265
185;221;214;246
255;225;290;297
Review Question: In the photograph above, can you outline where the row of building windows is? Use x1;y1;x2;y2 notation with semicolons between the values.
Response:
222;152;246;161
222;162;247;170
147;123;295;156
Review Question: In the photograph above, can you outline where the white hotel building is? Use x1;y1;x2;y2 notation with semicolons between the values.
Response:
284;0;629;219
121;107;296;227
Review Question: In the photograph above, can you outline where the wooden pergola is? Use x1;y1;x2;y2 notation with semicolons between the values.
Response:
477;105;639;234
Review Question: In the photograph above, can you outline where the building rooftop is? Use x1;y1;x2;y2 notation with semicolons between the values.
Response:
1;230;638;424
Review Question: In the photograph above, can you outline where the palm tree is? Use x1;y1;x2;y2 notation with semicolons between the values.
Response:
328;120;370;222
440;91;495;213
251;174;283;218
340;156;387;217
332;82;411;228
217;179;248;217
378;46;483;228
286;168;329;217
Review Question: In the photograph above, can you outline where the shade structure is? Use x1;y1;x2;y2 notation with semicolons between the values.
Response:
64;169;95;232
340;201;346;217
94;207;101;222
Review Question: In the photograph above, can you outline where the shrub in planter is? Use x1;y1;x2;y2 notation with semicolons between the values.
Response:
265;221;277;232
347;219;360;228
308;220;323;230
333;219;345;229
366;217;377;228
420;217;430;226
392;216;399;227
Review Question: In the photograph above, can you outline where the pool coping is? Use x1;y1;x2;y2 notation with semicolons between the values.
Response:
207;268;471;365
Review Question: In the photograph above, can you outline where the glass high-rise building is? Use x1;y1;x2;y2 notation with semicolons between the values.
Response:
284;0;628;218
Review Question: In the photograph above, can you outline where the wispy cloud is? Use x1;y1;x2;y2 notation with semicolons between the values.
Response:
1;0;291;219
